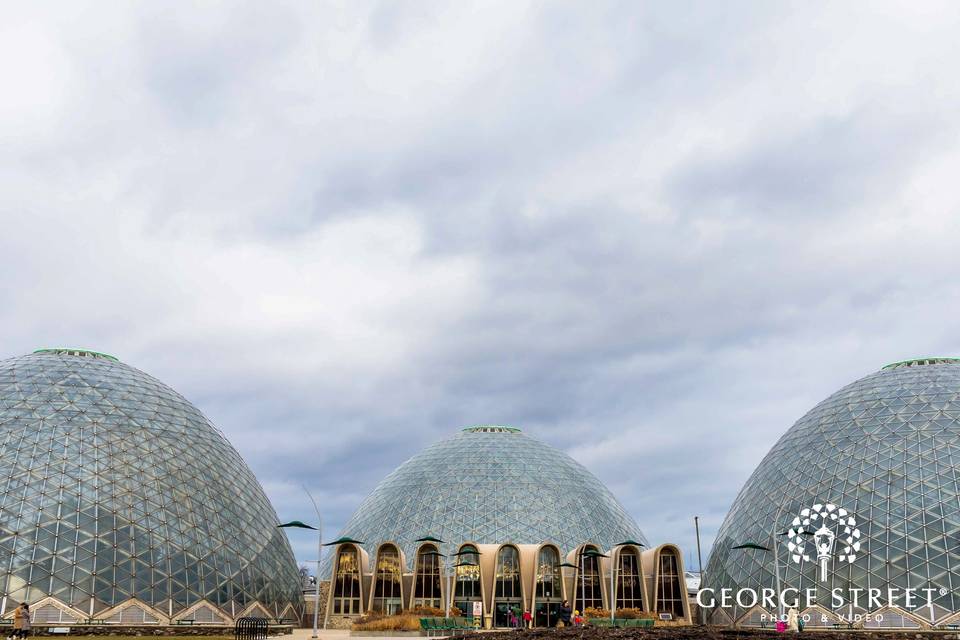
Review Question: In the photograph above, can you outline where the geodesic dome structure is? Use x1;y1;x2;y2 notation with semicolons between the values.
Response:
705;358;960;628
0;349;303;624
329;426;647;569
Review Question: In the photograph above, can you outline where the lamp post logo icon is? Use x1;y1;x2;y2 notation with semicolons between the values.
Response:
787;503;862;581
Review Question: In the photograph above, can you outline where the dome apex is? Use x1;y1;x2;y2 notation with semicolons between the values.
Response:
882;356;960;369
33;347;118;361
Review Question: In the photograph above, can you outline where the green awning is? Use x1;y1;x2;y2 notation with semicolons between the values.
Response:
277;521;317;530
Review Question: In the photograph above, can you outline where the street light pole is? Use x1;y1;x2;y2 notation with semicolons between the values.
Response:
610;549;616;623
303;488;324;637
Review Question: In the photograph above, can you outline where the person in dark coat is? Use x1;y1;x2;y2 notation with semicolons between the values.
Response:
559;601;572;627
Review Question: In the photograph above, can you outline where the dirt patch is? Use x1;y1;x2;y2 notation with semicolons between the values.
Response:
462;627;960;640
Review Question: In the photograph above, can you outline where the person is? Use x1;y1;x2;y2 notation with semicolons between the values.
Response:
787;607;799;633
12;603;29;640
523;609;532;629
559;601;572;628
573;610;581;626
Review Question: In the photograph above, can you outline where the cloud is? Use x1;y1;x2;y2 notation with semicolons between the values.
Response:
3;0;960;573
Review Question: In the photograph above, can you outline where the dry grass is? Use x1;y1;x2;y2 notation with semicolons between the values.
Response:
351;613;423;632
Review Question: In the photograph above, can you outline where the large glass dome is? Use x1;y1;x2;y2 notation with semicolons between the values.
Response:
328;426;647;569
705;358;960;627
0;349;303;623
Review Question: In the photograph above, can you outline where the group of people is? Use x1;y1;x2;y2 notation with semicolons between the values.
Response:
7;603;30;640
505;607;532;629
558;601;585;627
505;600;586;629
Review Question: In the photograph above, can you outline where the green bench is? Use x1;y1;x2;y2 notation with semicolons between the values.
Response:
593;618;654;628
418;617;475;636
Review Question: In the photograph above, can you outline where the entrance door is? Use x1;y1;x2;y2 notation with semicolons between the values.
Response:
534;602;561;627
494;602;522;628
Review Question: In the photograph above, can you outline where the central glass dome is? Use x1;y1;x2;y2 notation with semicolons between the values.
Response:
328;426;646;569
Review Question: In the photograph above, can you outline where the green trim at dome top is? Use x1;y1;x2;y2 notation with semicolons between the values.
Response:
33;348;119;362
462;425;521;433
882;357;960;370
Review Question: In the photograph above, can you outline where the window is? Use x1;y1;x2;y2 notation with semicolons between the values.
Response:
656;549;684;618
413;546;442;609
494;546;522;627
576;547;603;611
454;545;481;616
332;546;362;615
372;545;402;615
536;547;560;599
617;548;644;610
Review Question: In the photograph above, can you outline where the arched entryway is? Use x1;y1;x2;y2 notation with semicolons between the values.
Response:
331;545;362;615
655;547;685;620
615;546;645;611
493;546;522;628
574;545;603;613
412;544;442;609
371;544;403;614
453;544;482;619
533;545;562;627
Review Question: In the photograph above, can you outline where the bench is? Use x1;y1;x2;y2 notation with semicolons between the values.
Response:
419;617;475;636
174;619;195;625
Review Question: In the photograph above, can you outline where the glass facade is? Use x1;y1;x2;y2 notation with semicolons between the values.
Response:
0;350;303;620
574;546;602;611
655;549;683;618
706;359;960;625
412;545;441;609
534;546;561;627
325;426;647;574
453;544;481;617
616;548;643;610
371;545;402;614
493;546;521;626
332;547;361;615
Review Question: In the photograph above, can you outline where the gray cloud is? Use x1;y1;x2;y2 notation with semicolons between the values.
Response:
3;0;960;570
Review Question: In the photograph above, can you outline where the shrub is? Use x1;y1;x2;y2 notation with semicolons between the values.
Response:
584;607;609;619
409;605;462;617
352;607;464;632
616;608;645;619
354;611;387;625
352;613;422;632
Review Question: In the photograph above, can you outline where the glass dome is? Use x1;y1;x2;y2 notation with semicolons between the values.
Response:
705;358;960;626
326;426;647;572
0;349;303;622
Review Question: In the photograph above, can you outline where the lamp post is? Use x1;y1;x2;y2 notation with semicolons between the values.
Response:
559;561;578;615
277;517;320;637
732;530;812;621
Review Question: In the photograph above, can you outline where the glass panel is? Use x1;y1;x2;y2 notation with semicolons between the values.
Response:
372;545;402;615
656;550;684;618
413;546;441;609
333;547;362;615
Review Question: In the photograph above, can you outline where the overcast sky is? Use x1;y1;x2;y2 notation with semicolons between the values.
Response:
4;1;960;572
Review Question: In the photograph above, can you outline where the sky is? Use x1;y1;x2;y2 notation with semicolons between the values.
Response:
3;0;960;573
